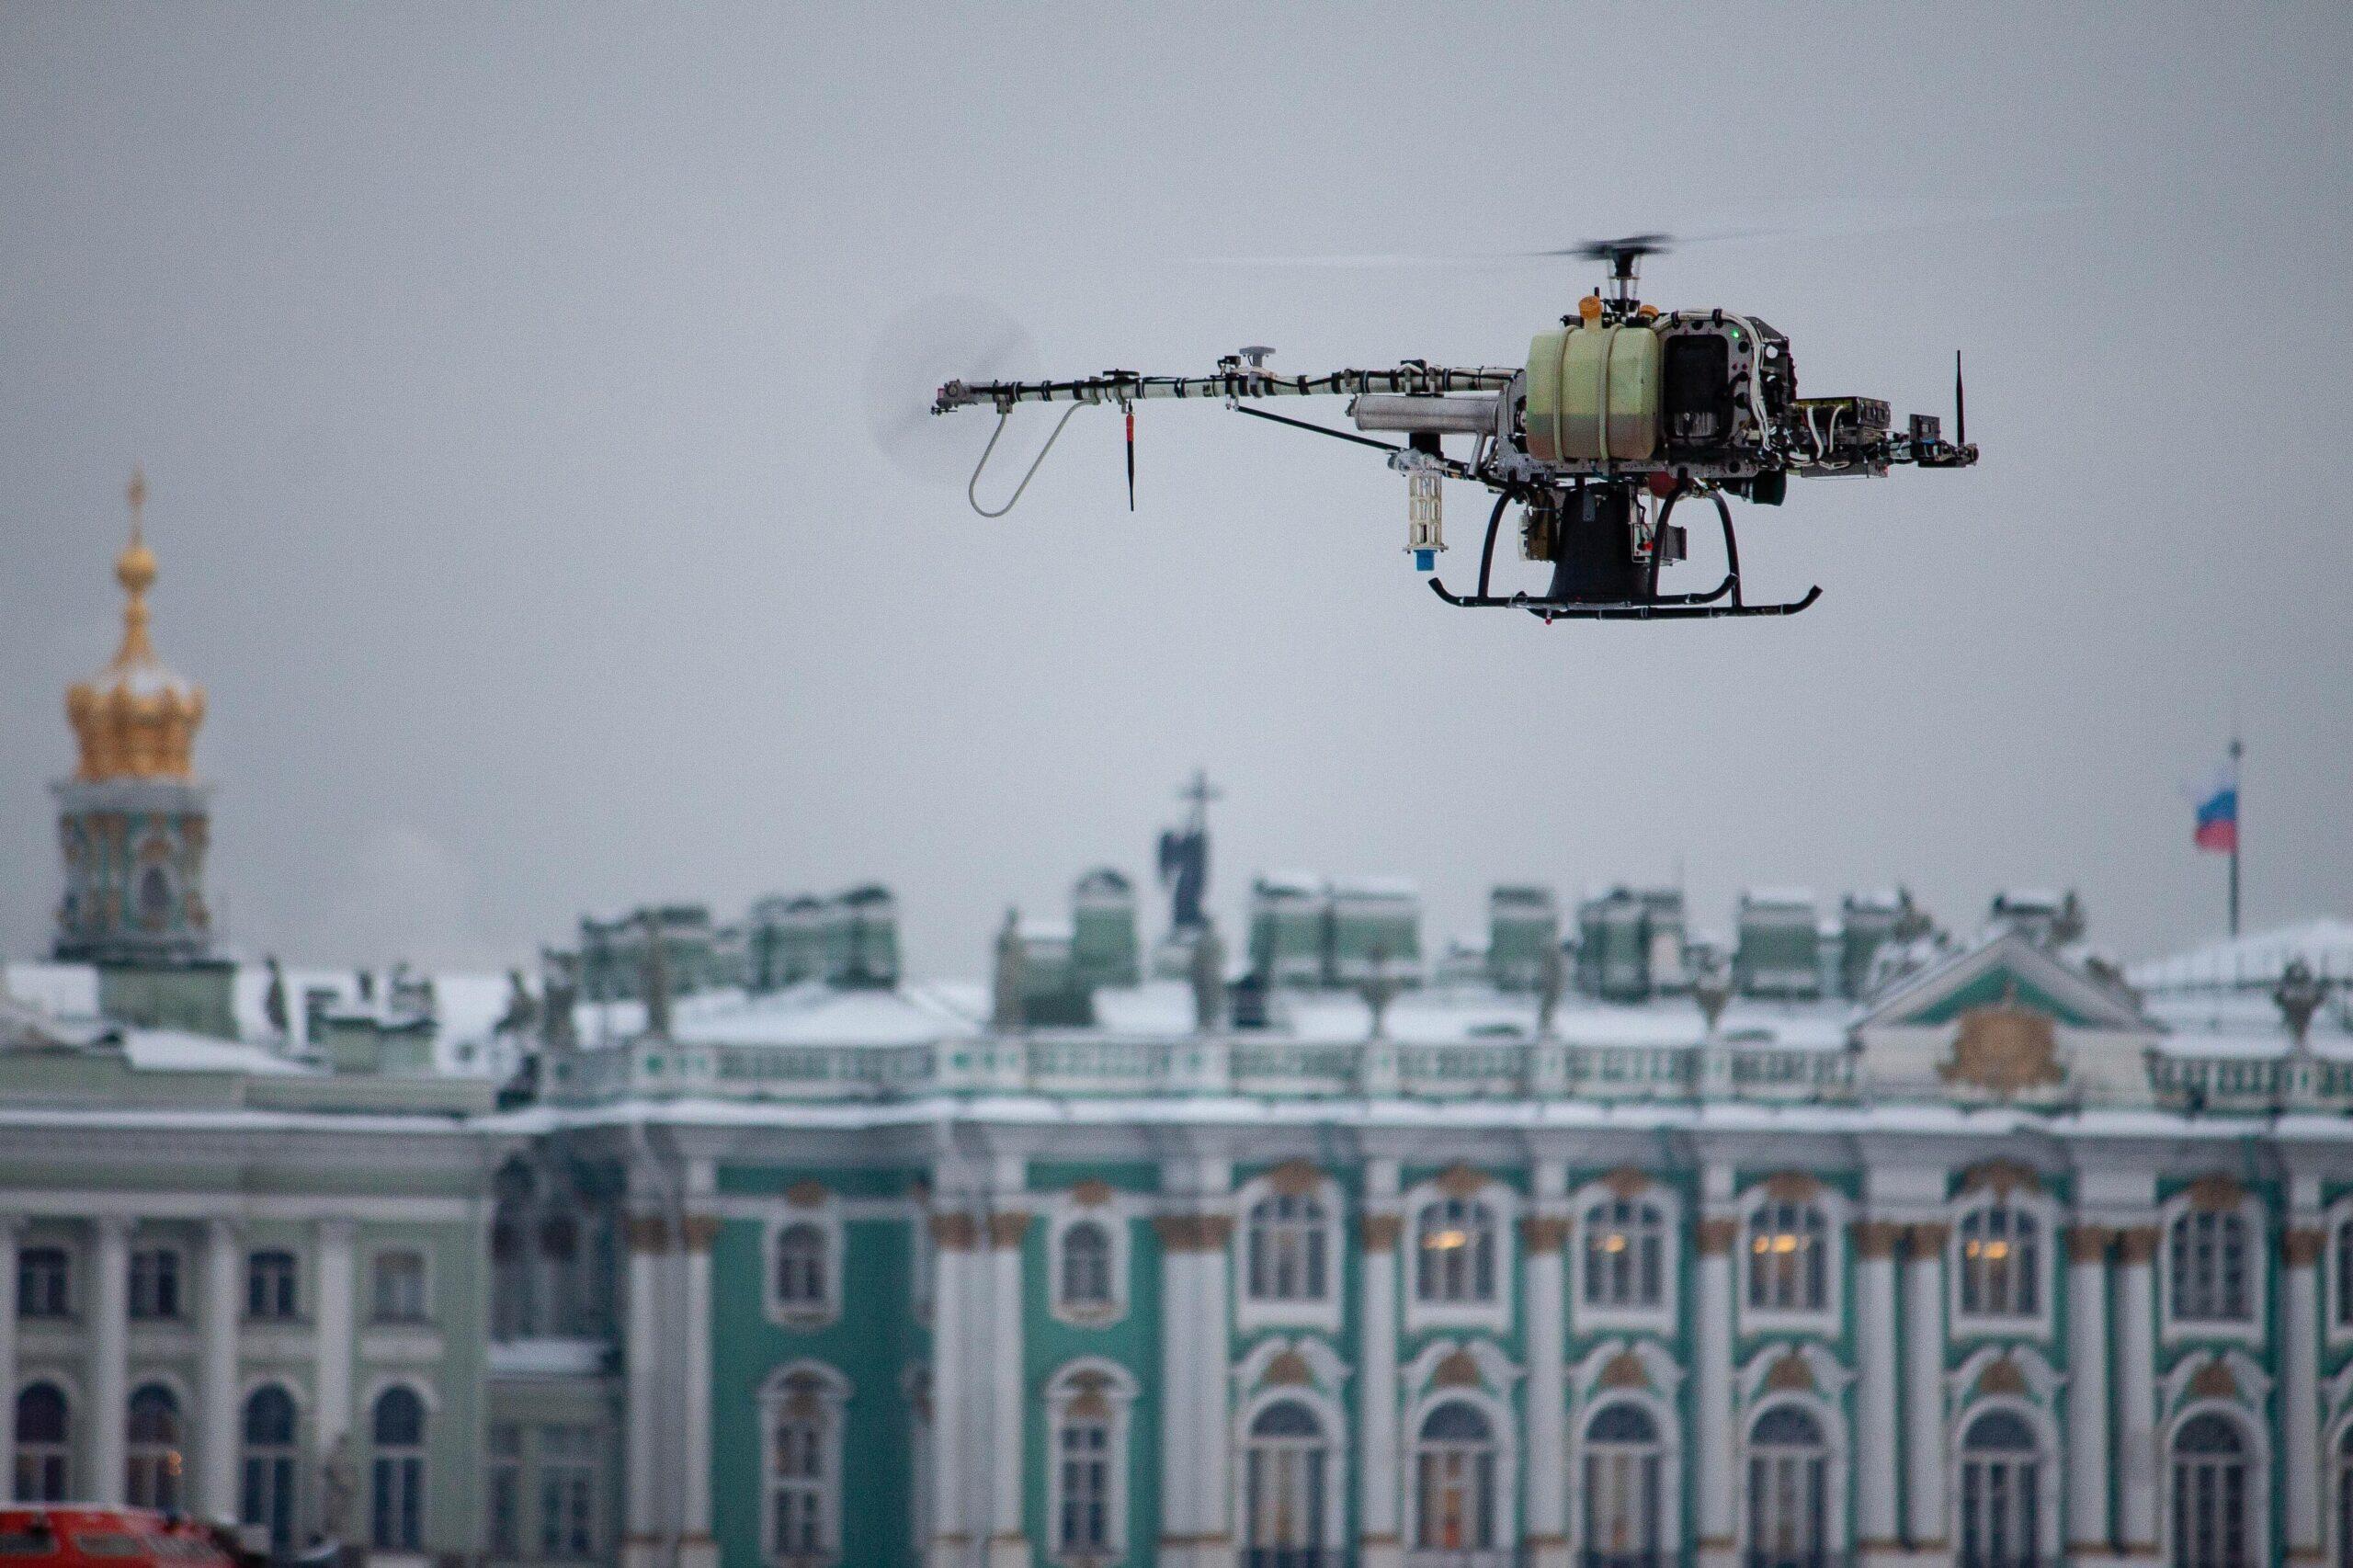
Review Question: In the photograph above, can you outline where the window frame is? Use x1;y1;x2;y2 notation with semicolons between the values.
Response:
1404;1392;1514;1556
1949;1191;2058;1341
369;1247;433;1326
128;1244;186;1324
1233;1170;1344;1334
1739;1394;1848;1567
1572;1178;1679;1335
1047;1198;1131;1330
13;1381;74;1503
2321;1198;2353;1349
239;1381;302;1557
764;1207;844;1330
1736;1181;1846;1335
367;1381;431;1553
1950;1398;2062;1568
1573;1392;1681;1567
17;1244;74;1321
1233;1388;1344;1556
2159;1189;2267;1346
759;1361;850;1568
125;1381;187;1511
2165;1403;2268;1568
1404;1176;1516;1335
1041;1358;1139;1566
245;1248;302;1324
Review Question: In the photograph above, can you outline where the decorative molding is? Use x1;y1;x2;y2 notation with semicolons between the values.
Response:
1153;1213;1232;1252
1961;1160;2044;1198
986;1211;1032;1249
1764;1350;1816;1394
1435;1164;1490;1199
1265;1160;1323;1198
1851;1220;1903;1259
2117;1225;2159;1265
679;1214;721;1253
1068;1178;1114;1208
2187;1357;2239;1402
2284;1227;2325;1268
1519;1216;1570;1255
2186;1174;2245;1213
928;1213;979;1251
1940;1004;2064;1097
1601;1166;1651;1199
784;1179;829;1209
1761;1171;1822;1204
2065;1224;2114;1264
1977;1356;2028;1397
624;1215;669;1254
1359;1214;1402;1253
1597;1349;1649;1392
1696;1217;1738;1256
1431;1348;1483;1389
1906;1221;1951;1255
1262;1349;1313;1387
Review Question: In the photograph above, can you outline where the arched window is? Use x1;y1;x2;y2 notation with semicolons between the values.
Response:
241;1386;300;1554
1959;1204;2041;1319
1415;1197;1498;1305
125;1383;183;1509
1583;1197;1667;1311
369;1387;427;1551
13;1383;71;1502
1746;1201;1829;1313
137;864;174;927
1061;1221;1113;1312
1414;1402;1497;1552
1746;1405;1829;1568
1583;1401;1664;1568
2171;1414;2256;1568
773;1222;828;1314
372;1249;428;1324
1959;1409;2042;1568
769;1396;834;1561
1246;1191;1330;1303
2169;1210;2253;1324
1243;1400;1329;1562
247;1249;299;1322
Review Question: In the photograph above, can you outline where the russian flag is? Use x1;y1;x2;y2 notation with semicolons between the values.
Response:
2193;764;2238;854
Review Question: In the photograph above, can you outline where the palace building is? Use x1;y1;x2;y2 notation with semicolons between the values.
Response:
6;488;2353;1568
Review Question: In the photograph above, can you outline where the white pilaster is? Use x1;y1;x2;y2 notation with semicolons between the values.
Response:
90;1215;131;1506
1358;1160;1402;1568
2115;1226;2160;1560
621;1212;666;1568
678;1173;719;1568
926;1211;976;1568
1695;1206;1736;1568
1522;1210;1569;1568
985;1209;1029;1568
2065;1225;2113;1553
198;1217;242;1520
0;1219;18;1503
1902;1223;1949;1551
1852;1221;1902;1558
1157;1234;1197;1561
2286;1225;2324;1561
313;1218;355;1497
1192;1199;1233;1566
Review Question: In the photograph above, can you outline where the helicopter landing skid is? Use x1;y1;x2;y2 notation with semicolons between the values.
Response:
1424;581;1822;619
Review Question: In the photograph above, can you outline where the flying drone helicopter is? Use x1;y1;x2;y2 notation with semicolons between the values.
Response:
929;235;1978;620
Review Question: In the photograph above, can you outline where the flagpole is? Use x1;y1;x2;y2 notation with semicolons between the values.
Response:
2228;734;2243;938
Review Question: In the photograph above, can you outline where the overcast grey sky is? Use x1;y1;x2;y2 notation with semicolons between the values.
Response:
3;4;2347;977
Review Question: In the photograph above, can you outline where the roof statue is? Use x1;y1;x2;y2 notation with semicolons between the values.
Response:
64;469;207;782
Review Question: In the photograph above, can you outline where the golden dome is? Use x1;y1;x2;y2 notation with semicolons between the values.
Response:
65;468;206;782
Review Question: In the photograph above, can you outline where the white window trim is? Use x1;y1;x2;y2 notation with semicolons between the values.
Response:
1400;1383;1519;1555
17;1237;77;1320
1734;1183;1847;1336
1043;1357;1138;1567
369;1245;435;1326
1233;1171;1345;1334
764;1202;845;1330
2160;1399;2269;1568
2157;1189;2266;1346
1403;1178;1518;1335
758;1360;851;1568
1570;1179;1679;1335
1045;1198;1131;1329
1947;1190;2058;1342
1232;1384;1347;1552
1950;1396;2063;1563
1568;1386;1683;1562
1735;1392;1850;1558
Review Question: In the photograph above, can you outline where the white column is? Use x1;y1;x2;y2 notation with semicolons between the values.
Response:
926;1214;976;1568
2115;1226;2160;1561
1157;1227;1198;1562
1852;1221;1902;1558
0;1219;18;1503
1522;1214;1570;1568
621;1213;666;1568
1193;1211;1233;1566
985;1210;1029;1568
198;1218;242;1520
2063;1225;2113;1553
1902;1223;1949;1551
1358;1199;1403;1568
313;1218;355;1506
2286;1226;2324;1561
678;1206;718;1568
90;1215;131;1506
1695;1215;1737;1568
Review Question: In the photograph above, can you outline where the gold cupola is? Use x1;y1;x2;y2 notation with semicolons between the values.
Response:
65;469;207;781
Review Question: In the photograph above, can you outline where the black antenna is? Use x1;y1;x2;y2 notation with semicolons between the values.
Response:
1954;350;1966;449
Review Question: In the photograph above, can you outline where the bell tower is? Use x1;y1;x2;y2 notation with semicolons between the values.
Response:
51;472;233;1034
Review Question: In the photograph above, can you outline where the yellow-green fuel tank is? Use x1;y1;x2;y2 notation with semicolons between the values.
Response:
1524;323;1662;462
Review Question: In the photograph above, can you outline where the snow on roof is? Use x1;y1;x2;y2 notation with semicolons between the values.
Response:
1328;876;1419;902
121;1028;310;1075
1741;887;1817;909
4;962;98;1018
575;982;986;1051
2130;918;2353;994
1255;871;1324;899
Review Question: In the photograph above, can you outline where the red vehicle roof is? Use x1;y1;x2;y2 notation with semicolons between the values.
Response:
0;1508;239;1568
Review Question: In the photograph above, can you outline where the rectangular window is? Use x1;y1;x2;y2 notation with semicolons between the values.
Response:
246;1251;300;1322
487;1424;523;1559
538;1425;597;1561
17;1247;71;1320
371;1251;428;1324
129;1247;181;1322
1057;1421;1111;1551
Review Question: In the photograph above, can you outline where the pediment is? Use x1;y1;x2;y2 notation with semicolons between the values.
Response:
1859;934;2153;1035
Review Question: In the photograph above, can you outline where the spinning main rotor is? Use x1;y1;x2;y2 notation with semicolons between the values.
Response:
929;236;1977;621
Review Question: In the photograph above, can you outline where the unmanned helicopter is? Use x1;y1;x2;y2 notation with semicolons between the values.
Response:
929;236;1978;620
